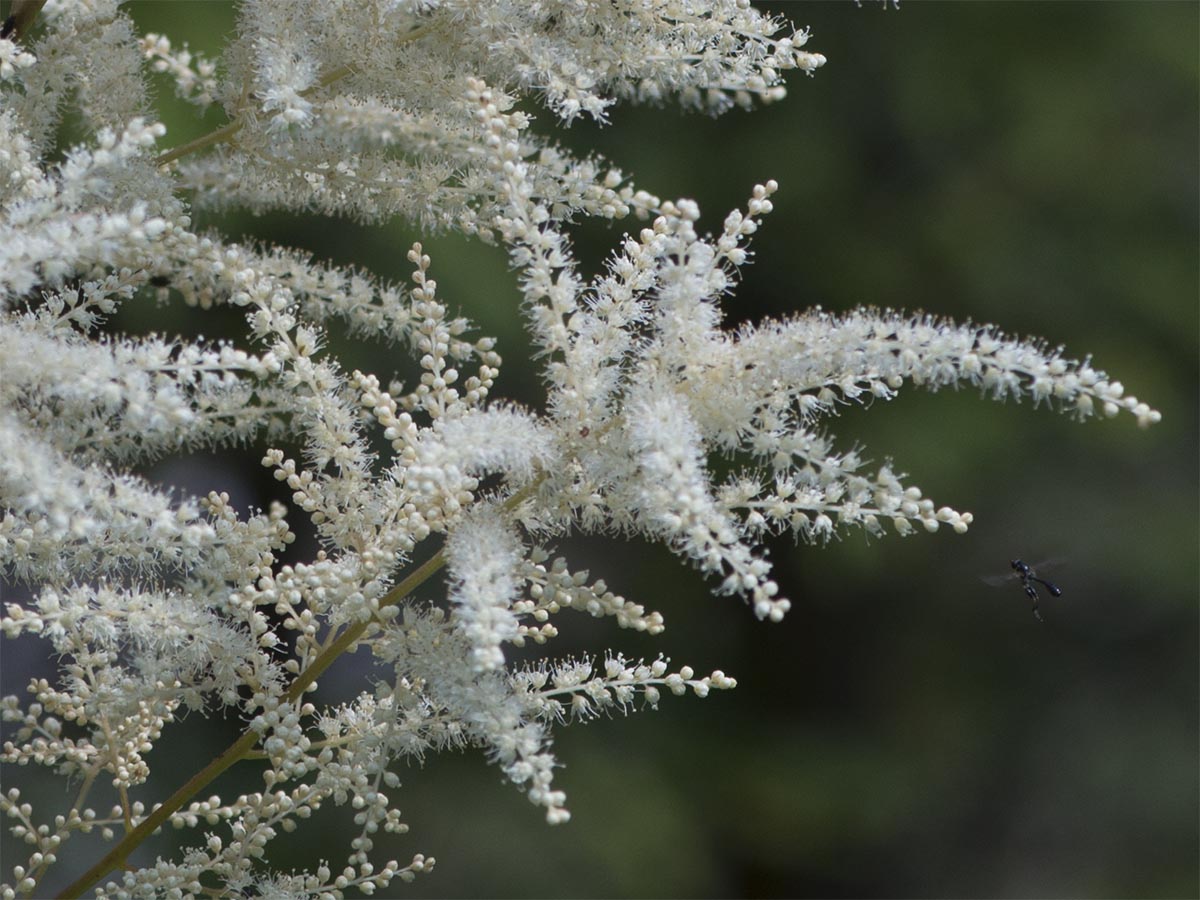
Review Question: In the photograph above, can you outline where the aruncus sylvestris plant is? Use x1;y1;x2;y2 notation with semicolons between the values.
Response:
0;1;1161;897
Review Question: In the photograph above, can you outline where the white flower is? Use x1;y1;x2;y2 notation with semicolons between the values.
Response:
0;1;1158;895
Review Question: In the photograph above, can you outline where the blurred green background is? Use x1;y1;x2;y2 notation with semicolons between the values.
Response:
3;2;1196;897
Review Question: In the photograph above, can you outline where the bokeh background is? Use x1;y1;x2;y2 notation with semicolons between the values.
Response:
2;2;1196;897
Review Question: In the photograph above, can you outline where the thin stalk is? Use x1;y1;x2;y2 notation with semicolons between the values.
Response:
154;118;246;168
55;548;448;898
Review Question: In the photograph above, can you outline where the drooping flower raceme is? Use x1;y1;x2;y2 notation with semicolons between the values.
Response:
0;2;1158;897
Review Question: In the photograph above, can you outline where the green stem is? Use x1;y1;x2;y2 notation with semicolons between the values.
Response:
154;118;246;168
56;728;263;899
55;549;447;898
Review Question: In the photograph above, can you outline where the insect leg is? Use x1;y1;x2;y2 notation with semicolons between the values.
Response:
1022;580;1043;621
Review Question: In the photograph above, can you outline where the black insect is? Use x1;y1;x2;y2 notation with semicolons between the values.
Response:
981;558;1063;622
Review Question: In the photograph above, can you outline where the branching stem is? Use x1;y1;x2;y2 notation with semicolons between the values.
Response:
55;547;447;898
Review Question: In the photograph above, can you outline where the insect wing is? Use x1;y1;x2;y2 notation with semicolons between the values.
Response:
980;571;1017;587
980;557;1067;587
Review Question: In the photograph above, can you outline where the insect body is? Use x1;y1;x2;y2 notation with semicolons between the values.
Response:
1008;558;1062;621
981;558;1063;621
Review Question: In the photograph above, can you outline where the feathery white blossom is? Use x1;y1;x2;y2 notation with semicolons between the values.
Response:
0;1;1158;897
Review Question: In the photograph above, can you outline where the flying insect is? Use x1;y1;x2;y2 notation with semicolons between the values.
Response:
981;558;1063;622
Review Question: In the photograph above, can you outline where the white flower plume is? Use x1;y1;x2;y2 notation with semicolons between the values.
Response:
0;2;1158;896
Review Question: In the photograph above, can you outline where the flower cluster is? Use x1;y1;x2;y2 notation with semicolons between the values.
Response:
0;1;1157;897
